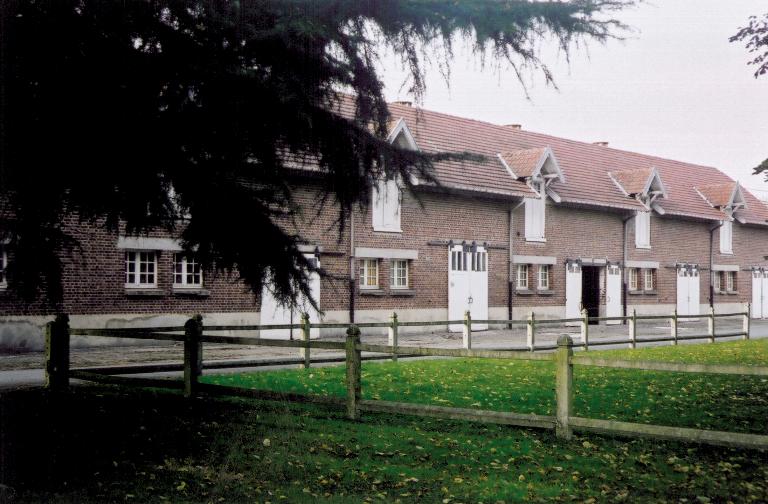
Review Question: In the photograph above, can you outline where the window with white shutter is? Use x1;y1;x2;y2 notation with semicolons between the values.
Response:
635;211;651;249
524;183;546;241
372;179;402;232
720;220;733;254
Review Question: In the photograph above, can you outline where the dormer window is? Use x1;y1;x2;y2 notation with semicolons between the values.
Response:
635;211;651;249
720;219;733;254
524;180;546;242
372;178;401;232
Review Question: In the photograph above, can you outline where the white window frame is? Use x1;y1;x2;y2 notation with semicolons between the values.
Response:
524;181;546;242
0;246;7;289
451;250;467;271
643;269;654;291
125;251;158;288
471;251;487;272
371;178;402;233
173;254;203;288
628;268;639;291
635;211;651;249
726;271;736;292
359;259;379;289
516;264;529;290
538;265;550;291
720;220;733;255
714;271;722;292
390;259;409;289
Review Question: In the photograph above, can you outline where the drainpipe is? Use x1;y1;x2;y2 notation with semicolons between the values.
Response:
621;214;634;322
709;221;724;309
508;199;526;325
349;209;356;323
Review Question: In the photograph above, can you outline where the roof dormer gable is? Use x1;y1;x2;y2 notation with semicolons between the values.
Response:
387;117;419;151
609;167;667;200
497;146;564;184
695;181;747;213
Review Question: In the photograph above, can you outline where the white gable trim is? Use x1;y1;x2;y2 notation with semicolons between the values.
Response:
608;172;630;197
387;118;419;151
497;153;519;179
729;182;748;210
651;202;666;215
534;147;565;183
643;167;668;199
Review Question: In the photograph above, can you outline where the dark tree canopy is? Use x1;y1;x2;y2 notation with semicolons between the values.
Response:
0;0;635;308
730;12;768;177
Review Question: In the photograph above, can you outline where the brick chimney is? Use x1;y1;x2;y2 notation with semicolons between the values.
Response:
593;141;609;147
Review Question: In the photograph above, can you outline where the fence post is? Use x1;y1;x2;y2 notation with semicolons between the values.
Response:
670;309;678;346
184;314;203;399
388;312;399;362
555;334;573;440
526;311;536;352
463;310;472;350
44;314;70;392
580;308;589;351
300;313;311;369
628;309;637;349
708;306;715;343
345;325;362;420
743;303;751;340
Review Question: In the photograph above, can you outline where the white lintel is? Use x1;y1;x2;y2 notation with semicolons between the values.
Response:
355;247;418;260
625;260;660;269
712;264;740;272
117;237;182;251
512;255;557;265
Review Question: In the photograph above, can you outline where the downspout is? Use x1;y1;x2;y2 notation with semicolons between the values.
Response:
709;221;724;309
621;214;634;322
349;209;356;323
508;199;526;325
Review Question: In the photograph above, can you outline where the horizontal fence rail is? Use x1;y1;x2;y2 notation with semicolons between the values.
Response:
42;302;767;451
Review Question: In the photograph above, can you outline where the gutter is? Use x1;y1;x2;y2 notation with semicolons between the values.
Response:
621;214;634;322
508;199;526;326
349;209;356;323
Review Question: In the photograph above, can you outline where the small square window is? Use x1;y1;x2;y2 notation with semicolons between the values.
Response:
538;265;550;291
174;254;203;287
516;264;529;290
359;259;379;289
390;260;409;289
125;251;157;287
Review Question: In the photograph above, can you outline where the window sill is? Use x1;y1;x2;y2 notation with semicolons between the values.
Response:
635;246;651;250
173;288;210;297
627;290;643;295
372;227;402;234
525;238;546;243
515;289;534;296
537;290;554;296
643;290;658;295
726;291;739;296
390;289;415;297
360;289;385;296
125;288;164;297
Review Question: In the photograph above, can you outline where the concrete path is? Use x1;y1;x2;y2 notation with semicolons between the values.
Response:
1;318;766;390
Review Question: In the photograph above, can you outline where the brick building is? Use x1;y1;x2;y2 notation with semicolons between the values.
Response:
2;100;767;347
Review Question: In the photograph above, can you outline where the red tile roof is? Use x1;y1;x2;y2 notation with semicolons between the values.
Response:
332;96;768;226
498;148;547;178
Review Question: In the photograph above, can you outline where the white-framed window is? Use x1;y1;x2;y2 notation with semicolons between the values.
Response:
720;220;733;254
524;182;546;242
471;251;487;272
628;268;639;291
538;265;550;291
644;269;654;291
174;254;203;288
451;250;467;271
125;251;157;287
516;264;529;290
0;245;7;288
726;271;736;292
390;259;409;289
372;178;401;232
714;271;722;292
359;259;379;289
635;211;651;249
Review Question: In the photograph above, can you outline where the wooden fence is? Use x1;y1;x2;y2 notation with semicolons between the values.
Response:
42;304;768;450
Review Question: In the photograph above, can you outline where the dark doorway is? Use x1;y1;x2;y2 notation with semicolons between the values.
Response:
582;266;601;324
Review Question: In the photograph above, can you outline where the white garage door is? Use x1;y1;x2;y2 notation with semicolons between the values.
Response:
448;245;488;332
260;254;321;339
676;264;700;318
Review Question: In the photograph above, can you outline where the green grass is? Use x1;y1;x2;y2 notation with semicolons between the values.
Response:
203;339;768;434
4;339;768;503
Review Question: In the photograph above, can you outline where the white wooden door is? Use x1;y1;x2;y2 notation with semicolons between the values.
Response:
448;245;469;332
752;270;763;319
676;266;690;316
260;254;321;339
762;272;768;319
688;265;700;317
470;247;489;331
448;245;489;331
565;261;582;325
605;264;622;324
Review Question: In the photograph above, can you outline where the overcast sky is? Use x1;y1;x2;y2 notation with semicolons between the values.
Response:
380;1;768;199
